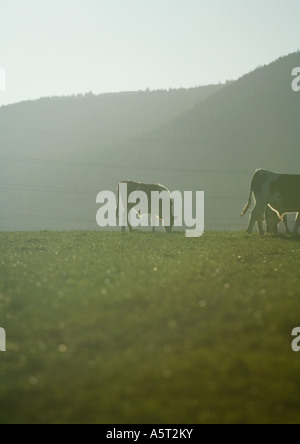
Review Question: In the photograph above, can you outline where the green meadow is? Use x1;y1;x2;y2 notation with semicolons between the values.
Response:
0;231;300;424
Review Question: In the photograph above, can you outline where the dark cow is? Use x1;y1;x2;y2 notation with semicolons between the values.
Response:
116;180;175;233
241;169;300;235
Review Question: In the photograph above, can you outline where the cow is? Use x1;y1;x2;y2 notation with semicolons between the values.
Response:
241;169;300;235
116;180;175;233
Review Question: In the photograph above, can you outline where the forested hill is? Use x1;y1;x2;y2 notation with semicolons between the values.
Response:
123;52;300;231
0;84;223;142
132;52;300;173
0;52;299;231
0;84;223;230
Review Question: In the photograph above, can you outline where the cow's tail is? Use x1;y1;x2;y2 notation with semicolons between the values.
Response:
241;188;253;218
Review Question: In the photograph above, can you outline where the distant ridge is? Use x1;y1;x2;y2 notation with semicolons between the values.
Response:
0;52;299;231
0;85;223;140
132;52;300;171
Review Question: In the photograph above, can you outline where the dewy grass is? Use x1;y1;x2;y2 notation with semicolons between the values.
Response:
0;231;300;424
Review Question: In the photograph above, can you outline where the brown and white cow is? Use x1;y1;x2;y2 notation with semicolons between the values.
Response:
116;180;175;233
241;169;300;235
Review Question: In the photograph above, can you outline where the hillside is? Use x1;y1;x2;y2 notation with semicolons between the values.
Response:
0;52;299;231
0;85;223;231
151;52;300;169
0;85;223;145
125;52;300;230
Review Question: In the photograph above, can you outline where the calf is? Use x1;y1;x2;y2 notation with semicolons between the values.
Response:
265;206;300;234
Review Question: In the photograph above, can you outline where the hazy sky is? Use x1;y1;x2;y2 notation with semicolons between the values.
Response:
0;0;299;106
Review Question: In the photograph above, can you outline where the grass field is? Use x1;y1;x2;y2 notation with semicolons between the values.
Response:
0;231;300;424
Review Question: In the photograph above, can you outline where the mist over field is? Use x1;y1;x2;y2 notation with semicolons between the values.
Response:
0;52;299;232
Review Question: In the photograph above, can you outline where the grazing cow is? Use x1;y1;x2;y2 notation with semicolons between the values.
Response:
116;180;175;233
241;169;300;235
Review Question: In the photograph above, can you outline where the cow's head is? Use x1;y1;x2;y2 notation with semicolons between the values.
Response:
265;205;282;234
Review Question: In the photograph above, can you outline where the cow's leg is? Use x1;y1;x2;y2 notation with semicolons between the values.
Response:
283;215;291;234
125;206;134;233
119;210;127;232
247;210;257;234
151;215;158;233
292;213;300;235
296;213;300;233
127;219;133;232
257;217;265;236
152;216;156;233
247;204;265;235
